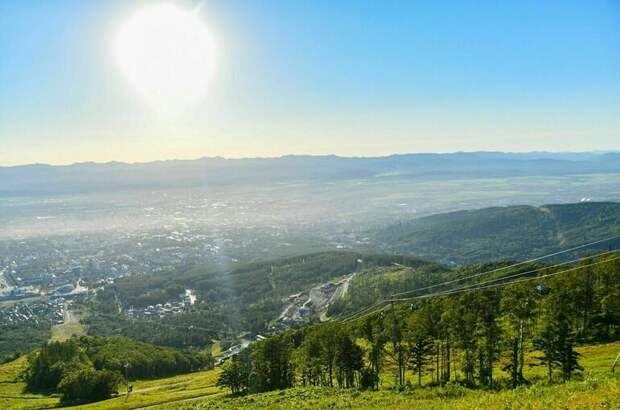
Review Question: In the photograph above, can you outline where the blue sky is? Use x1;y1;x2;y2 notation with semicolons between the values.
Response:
1;0;619;165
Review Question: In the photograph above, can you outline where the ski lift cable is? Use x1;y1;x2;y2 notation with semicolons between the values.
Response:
428;248;619;295
391;233;620;298
340;252;620;323
343;303;391;324
388;254;620;303
336;300;389;322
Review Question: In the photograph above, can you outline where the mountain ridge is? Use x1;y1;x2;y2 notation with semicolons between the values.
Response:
2;152;619;197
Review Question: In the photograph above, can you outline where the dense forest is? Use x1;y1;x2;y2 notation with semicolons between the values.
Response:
0;324;50;363
217;252;620;396
370;202;620;264
88;252;440;346
24;336;213;404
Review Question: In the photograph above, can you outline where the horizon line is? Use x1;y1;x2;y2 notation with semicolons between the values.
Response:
1;149;618;169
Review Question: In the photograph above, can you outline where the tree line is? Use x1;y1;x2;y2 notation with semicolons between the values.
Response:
217;252;620;394
25;336;214;404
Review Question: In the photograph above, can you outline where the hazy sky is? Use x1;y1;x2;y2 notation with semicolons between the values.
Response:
1;0;620;165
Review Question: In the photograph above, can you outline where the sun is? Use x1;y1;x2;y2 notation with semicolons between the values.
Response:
114;4;216;111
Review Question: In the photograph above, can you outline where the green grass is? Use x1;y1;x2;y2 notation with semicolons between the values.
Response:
160;378;620;410
161;341;620;410
1;341;618;409
51;318;86;343
70;369;223;410
0;355;58;410
0;355;223;410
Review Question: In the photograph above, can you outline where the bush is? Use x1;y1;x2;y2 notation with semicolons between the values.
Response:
25;340;89;391
359;368;378;390
58;363;123;404
436;382;467;399
24;336;209;404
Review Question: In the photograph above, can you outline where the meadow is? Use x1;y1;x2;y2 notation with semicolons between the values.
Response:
1;341;618;409
164;341;620;410
0;356;222;410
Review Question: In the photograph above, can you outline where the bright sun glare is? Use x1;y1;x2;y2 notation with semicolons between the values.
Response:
114;4;216;111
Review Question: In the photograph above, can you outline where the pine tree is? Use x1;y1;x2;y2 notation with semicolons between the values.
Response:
533;286;583;382
406;319;434;386
500;281;537;387
361;317;387;390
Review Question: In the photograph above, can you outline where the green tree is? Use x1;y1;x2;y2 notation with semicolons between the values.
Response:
216;354;250;395
534;286;583;382
500;281;537;387
443;294;477;386
334;331;364;388
405;309;434;386
293;330;325;386
472;290;501;387
592;255;620;340
25;340;89;391
359;316;387;390
58;363;123;404
252;335;294;392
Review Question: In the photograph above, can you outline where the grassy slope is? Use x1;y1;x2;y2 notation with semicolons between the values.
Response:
0;355;222;410
71;369;223;410
164;377;619;410
0;356;58;410
163;342;620;410
51;310;86;342
1;342;618;409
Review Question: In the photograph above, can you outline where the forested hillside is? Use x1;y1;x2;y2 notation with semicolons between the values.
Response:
87;252;441;347
371;202;620;264
3;251;619;409
216;252;620;399
23;336;213;404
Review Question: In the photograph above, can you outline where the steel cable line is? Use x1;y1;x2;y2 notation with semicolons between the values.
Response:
423;248;619;296
390;233;620;298
388;254;620;303
338;250;620;323
342;303;391;324
337;300;390;322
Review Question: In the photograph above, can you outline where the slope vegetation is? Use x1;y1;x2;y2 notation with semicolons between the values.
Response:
372;202;620;264
88;252;443;347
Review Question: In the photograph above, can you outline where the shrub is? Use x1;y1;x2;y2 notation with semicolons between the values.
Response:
58;364;123;404
25;340;89;391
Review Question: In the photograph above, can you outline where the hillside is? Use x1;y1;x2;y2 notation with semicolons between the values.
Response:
0;354;222;410
370;202;620;264
87;251;444;347
0;335;214;407
165;340;620;410
171;251;620;409
2;251;619;409
2;340;617;409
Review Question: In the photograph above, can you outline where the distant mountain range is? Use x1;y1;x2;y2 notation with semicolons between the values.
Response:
1;151;619;196
370;201;620;265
